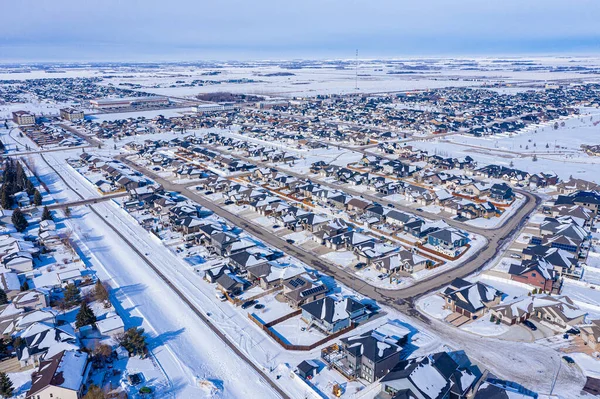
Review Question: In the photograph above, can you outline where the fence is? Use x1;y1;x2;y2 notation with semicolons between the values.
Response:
248;312;357;351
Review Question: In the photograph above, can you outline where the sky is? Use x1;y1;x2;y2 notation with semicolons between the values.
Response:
2;0;600;62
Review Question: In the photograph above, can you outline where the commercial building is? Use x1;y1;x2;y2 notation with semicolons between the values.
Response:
89;96;169;109
12;110;36;126
193;103;236;114
60;107;85;121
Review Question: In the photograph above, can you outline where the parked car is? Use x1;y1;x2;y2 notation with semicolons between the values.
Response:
562;356;575;364
204;191;213;195
254;304;265;310
216;293;227;302
522;320;537;331
272;225;280;229
388;204;395;208
566;327;581;335
416;208;423;212
286;239;295;244
510;253;522;259
224;200;234;205
241;300;258;309
354;262;366;269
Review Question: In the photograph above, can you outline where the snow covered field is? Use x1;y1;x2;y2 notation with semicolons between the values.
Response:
409;109;600;181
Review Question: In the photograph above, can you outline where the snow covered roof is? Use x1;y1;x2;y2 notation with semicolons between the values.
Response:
27;350;88;397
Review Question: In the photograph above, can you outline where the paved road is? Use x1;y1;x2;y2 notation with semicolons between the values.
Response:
58;123;103;147
40;153;290;399
119;156;540;303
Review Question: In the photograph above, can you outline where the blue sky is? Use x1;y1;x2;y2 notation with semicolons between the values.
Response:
2;0;600;61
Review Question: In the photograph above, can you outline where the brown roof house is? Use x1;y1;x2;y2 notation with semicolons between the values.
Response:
27;350;89;399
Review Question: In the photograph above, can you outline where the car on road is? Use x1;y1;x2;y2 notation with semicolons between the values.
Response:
562;356;575;364
254;304;265;310
522;320;537;331
416;208;423;212
286;239;295;244
241;300;258;309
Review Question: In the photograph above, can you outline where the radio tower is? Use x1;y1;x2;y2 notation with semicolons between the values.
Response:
355;49;359;90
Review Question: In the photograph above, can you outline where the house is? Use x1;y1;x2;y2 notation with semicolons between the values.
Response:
26;350;89;399
215;272;247;295
373;251;430;274
17;322;78;367
427;228;468;257
491;295;585;329
337;324;409;383
473;376;538;399
581;320;600;351
490;183;514;201
441;278;502;320
490;297;534;326
13;290;48;311
508;257;558;292
555;191;600;215
379;351;482;399
245;262;304;290
282;276;329;308
301;296;367;334
95;315;125;337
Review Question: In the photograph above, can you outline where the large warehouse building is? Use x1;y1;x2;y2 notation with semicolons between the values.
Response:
89;96;169;109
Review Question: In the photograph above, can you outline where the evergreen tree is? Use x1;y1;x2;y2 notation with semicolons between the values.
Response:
0;289;7;306
25;179;35;196
11;209;28;232
42;206;53;221
33;189;42;206
119;327;147;356
0;189;11;210
75;301;97;328
0;372;14;399
63;283;80;307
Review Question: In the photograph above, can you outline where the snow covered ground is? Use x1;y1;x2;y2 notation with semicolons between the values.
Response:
408;108;600;181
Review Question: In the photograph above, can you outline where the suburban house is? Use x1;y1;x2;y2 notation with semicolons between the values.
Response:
490;183;514;201
281;276;329;308
373;251;430;274
508;258;558;293
26;350;89;399
301;296;367;334
441;278;502;320
581;319;600;351
492;295;585;329
337;325;409;383
378;351;482;399
427;228;469;257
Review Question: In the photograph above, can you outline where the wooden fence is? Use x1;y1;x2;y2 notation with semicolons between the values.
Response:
248;311;357;351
